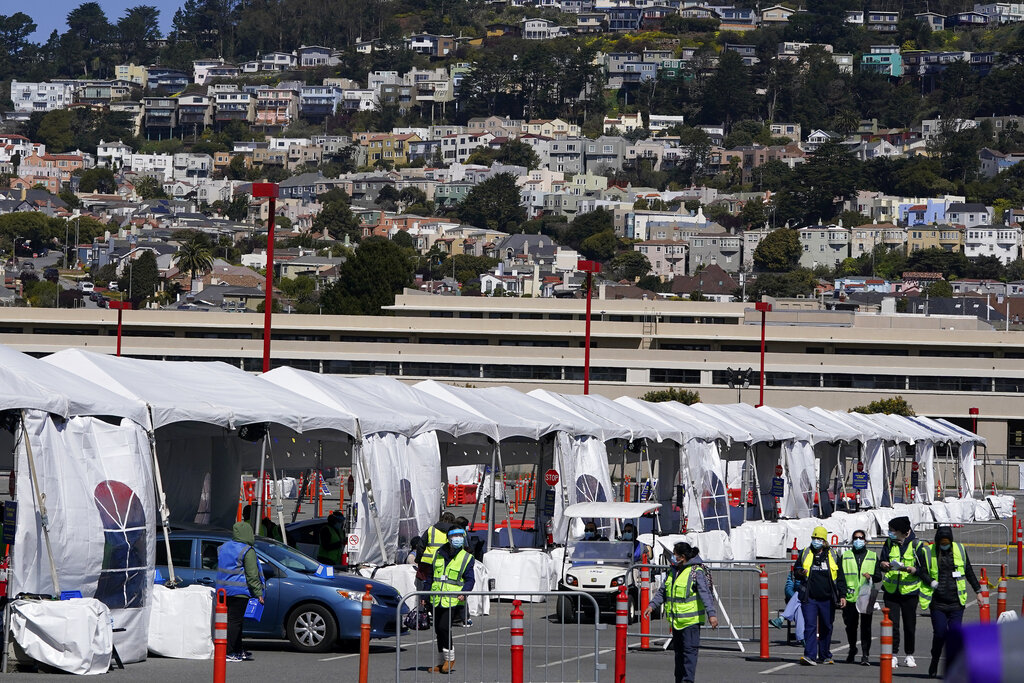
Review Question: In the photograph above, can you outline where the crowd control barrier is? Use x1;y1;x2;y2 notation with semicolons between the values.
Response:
914;521;1011;571
394;590;605;682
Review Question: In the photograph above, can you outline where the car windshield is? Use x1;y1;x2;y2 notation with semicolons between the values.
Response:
258;540;322;573
568;540;633;563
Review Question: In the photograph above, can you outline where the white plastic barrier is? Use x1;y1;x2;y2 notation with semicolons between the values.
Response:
869;507;899;535
147;584;214;659
727;525;758;561
359;564;419;610
10;598;112;675
973;499;996;522
987;495;1015;518
942;497;970;523
929;501;952;524
483;549;554;602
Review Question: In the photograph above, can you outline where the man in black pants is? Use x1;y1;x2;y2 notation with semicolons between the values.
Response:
879;516;924;669
429;527;475;674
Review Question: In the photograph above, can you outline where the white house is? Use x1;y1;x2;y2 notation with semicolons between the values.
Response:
96;139;133;168
10;81;75;113
964;225;1021;263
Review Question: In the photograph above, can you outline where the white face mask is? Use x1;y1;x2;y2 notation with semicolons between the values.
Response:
450;536;465;549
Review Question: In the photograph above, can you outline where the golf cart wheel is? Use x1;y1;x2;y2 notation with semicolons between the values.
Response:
627;593;638;624
286;603;338;653
557;595;578;624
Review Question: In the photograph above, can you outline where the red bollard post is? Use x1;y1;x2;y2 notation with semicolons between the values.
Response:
879;607;893;683
997;566;1007;617
979;568;991;623
358;584;372;683
759;565;770;660
1015;520;1023;578
213;589;227;683
510;599;524;683
639;552;651;650
614;584;628;683
789;538;798;567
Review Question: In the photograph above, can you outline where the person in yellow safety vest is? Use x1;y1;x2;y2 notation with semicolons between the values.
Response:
840;529;878;666
416;511;456;590
643;542;718;683
879;515;925;670
915;525;981;679
429;526;476;675
242;504;283;542
795;526;847;666
316;511;344;566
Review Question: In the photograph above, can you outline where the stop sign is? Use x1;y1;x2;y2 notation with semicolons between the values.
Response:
544;469;560;487
857;461;864;473
774;464;783;477
911;461;919;472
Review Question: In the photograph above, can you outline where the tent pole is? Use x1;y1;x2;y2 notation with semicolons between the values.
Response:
520;462;536;529
737;453;747;525
836;444;849;512
256;429;268;529
468;462;484;533
487;440;497;552
681;443;704;531
496;443;516;551
20;412;60;595
356;429;390;565
269;444;286;545
749;447;766;522
146;405;177;585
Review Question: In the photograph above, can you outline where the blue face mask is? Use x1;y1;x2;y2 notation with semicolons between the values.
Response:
622;532;634;541
852;539;866;550
584;531;595;540
811;539;824;550
450;536;465;549
887;531;897;540
939;542;951;551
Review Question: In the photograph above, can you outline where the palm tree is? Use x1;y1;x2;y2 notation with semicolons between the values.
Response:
173;237;214;283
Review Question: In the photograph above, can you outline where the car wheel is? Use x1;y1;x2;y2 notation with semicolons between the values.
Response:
556;595;578;624
286;603;338;653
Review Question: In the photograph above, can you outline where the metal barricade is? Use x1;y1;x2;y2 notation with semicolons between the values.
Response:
914;521;1011;570
395;590;605;682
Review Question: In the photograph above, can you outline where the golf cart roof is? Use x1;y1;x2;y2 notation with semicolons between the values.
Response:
563;502;660;519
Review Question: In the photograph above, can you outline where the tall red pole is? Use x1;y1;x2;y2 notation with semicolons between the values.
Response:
116;306;123;356
755;302;772;406
263;195;276;372
584;270;592;394
759;564;769;659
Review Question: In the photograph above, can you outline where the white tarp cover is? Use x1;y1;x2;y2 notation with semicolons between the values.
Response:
351;431;441;565
682;439;729;533
781;440;816;518
533;392;675;442
936;417;987;446
612;397;721;441
552;434;615;539
414;381;572;442
959;441;976;497
46;349;355;435
915;440;936;504
0;344;147;423
11;598;112;675
563;501;661;518
147;584;214;659
860;439;888;508
530;390;634;442
12;411;155;664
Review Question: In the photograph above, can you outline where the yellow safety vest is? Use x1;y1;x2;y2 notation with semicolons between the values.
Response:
431;549;472;608
799;546;839;581
919;542;968;610
420;525;448;567
881;540;922;595
664;565;706;630
840;548;878;601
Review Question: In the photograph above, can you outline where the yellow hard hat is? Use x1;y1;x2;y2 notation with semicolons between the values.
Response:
812;526;828;540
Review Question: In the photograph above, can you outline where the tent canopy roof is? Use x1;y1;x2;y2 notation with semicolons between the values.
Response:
0;344;147;423
613;397;721;442
46;349;356;435
564;501;661;519
413;381;572;441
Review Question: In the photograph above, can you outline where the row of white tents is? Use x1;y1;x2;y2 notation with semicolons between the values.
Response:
0;345;989;663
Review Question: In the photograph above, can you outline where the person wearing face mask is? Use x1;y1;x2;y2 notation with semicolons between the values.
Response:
916;525;981;678
429;526;476;674
582;521;607;541
316;511;345;567
840;530;877;665
643;542;718;683
619;522;651;562
795;526;847;665
879;515;924;669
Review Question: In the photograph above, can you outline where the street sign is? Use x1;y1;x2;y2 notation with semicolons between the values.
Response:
544;469;559;487
774;464;783;477
852;472;869;490
911;461;919;472
347;474;354;496
769;476;785;497
543;489;555;517
911;470;920;488
347;533;359;550
857;461;864;473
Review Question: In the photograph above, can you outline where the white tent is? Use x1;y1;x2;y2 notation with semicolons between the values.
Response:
2;346;154;664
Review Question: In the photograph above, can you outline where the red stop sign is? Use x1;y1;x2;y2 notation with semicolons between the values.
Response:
857;461;864;473
911;461;919;472
774;464;783;477
544;469;560;487
347;474;354;495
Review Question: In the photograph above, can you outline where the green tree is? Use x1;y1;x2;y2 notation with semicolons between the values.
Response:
608;250;651;281
579;230;620;261
78;167;116;194
135;176;168;199
752;228;801;272
35;109;74;151
312;199;361;243
319;237;414;315
457;173;526;232
562;209;612;251
747;270;817;299
851;396;915;416
640;388;700;404
775;141;860;225
172;236;214;281
392;230;414;249
923;279;953;298
118;250;159;307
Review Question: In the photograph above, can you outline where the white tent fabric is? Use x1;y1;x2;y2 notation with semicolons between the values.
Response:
935;418;987;446
12;412;155;664
781;440;816;518
0;344;146;423
682;438;729;532
550;434;615;540
530;391;636;442
46;349;355;435
959;442;976;497
780;406;863;444
531;392;673;442
915;440;936;504
612;398;721;441
690;403;797;443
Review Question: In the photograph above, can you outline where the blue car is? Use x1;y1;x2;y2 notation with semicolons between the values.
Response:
156;530;407;652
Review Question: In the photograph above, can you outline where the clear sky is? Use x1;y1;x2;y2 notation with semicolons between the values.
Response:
26;1;181;42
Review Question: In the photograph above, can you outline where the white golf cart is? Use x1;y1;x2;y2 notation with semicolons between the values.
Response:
555;501;660;624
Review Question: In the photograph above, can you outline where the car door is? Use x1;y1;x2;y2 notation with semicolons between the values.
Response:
155;537;197;584
249;554;282;637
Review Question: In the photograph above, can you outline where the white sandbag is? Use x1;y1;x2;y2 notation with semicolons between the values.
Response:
943;497;969;523
973;499;995;522
779;518;821;553
869;508;898;536
903;502;933;528
987;495;1015;519
727;525;759;562
11;598;112;675
737;521;788;559
147;584;214;659
358;564;418;610
484;549;554;601
929;501;951;524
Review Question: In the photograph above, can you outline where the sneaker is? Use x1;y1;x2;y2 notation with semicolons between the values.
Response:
226;653;244;662
861;654;870;666
892;658;898;669
846;650;856;663
242;651;254;661
769;617;785;629
800;656;817;666
823;658;835;665
905;655;917;668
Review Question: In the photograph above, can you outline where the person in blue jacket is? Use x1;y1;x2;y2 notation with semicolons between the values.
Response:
216;521;265;662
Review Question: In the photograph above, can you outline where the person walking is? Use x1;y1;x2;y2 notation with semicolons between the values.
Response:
643;542;718;683
429;526;476;674
879;515;924;669
796;526;847;665
840;529;877;665
417;511;456;589
916;525;981;678
316;511;345;567
216;521;265;662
